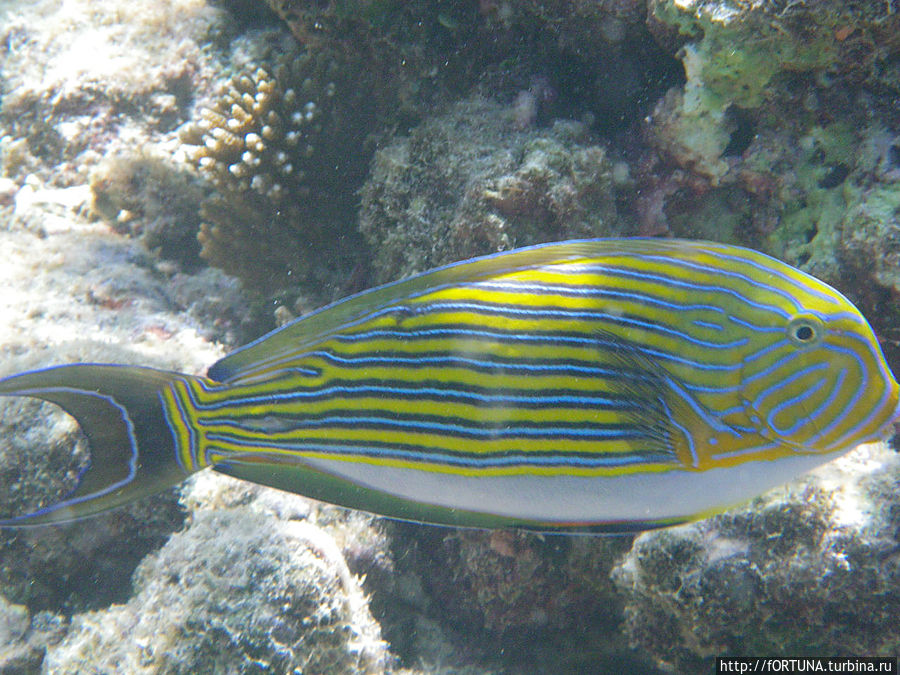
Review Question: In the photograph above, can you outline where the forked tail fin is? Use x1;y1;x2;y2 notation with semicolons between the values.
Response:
0;363;193;527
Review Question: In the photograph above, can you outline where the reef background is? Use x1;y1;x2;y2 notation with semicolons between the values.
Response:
0;0;898;672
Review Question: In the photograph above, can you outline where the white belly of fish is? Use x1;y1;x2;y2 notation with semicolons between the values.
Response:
303;449;846;524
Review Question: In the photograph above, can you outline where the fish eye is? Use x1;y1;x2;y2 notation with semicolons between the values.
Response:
787;316;824;346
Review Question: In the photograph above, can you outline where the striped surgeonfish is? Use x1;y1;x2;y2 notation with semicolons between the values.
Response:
0;239;897;531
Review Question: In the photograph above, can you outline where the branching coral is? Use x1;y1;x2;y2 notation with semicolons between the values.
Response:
183;65;330;205
180;49;372;297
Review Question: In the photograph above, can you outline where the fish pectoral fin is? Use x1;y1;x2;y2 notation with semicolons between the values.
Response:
0;364;191;527
590;328;703;468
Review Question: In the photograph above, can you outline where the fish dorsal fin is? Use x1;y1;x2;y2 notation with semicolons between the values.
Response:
210;239;665;383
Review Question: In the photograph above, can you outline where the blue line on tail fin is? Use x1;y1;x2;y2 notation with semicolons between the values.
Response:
0;364;192;527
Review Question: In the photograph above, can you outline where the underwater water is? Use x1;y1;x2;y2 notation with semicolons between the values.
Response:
0;0;899;673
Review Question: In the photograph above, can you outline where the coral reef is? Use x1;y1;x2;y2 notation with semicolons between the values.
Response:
360;98;625;282
2;0;900;672
0;485;184;614
0;0;264;332
0;594;42;673
683;114;900;369
651;0;900;106
185;63;327;205
192;1;681;296
264;0;681;133
645;0;900;180
613;444;900;671
260;0;470;119
0;170;225;616
0;364;183;616
630;0;900;376
0;334;196;617
831;131;900;365
0;397;88;528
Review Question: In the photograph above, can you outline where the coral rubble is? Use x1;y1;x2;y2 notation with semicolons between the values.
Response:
0;0;225;186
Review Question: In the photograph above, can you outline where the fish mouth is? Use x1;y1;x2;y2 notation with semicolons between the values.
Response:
885;397;900;445
860;376;900;448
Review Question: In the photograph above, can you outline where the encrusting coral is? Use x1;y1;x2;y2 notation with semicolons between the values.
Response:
359;97;626;284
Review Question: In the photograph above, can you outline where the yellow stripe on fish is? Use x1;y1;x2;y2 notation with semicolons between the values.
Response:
1;239;897;531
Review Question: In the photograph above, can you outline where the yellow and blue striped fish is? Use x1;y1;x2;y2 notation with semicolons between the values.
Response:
1;239;897;531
